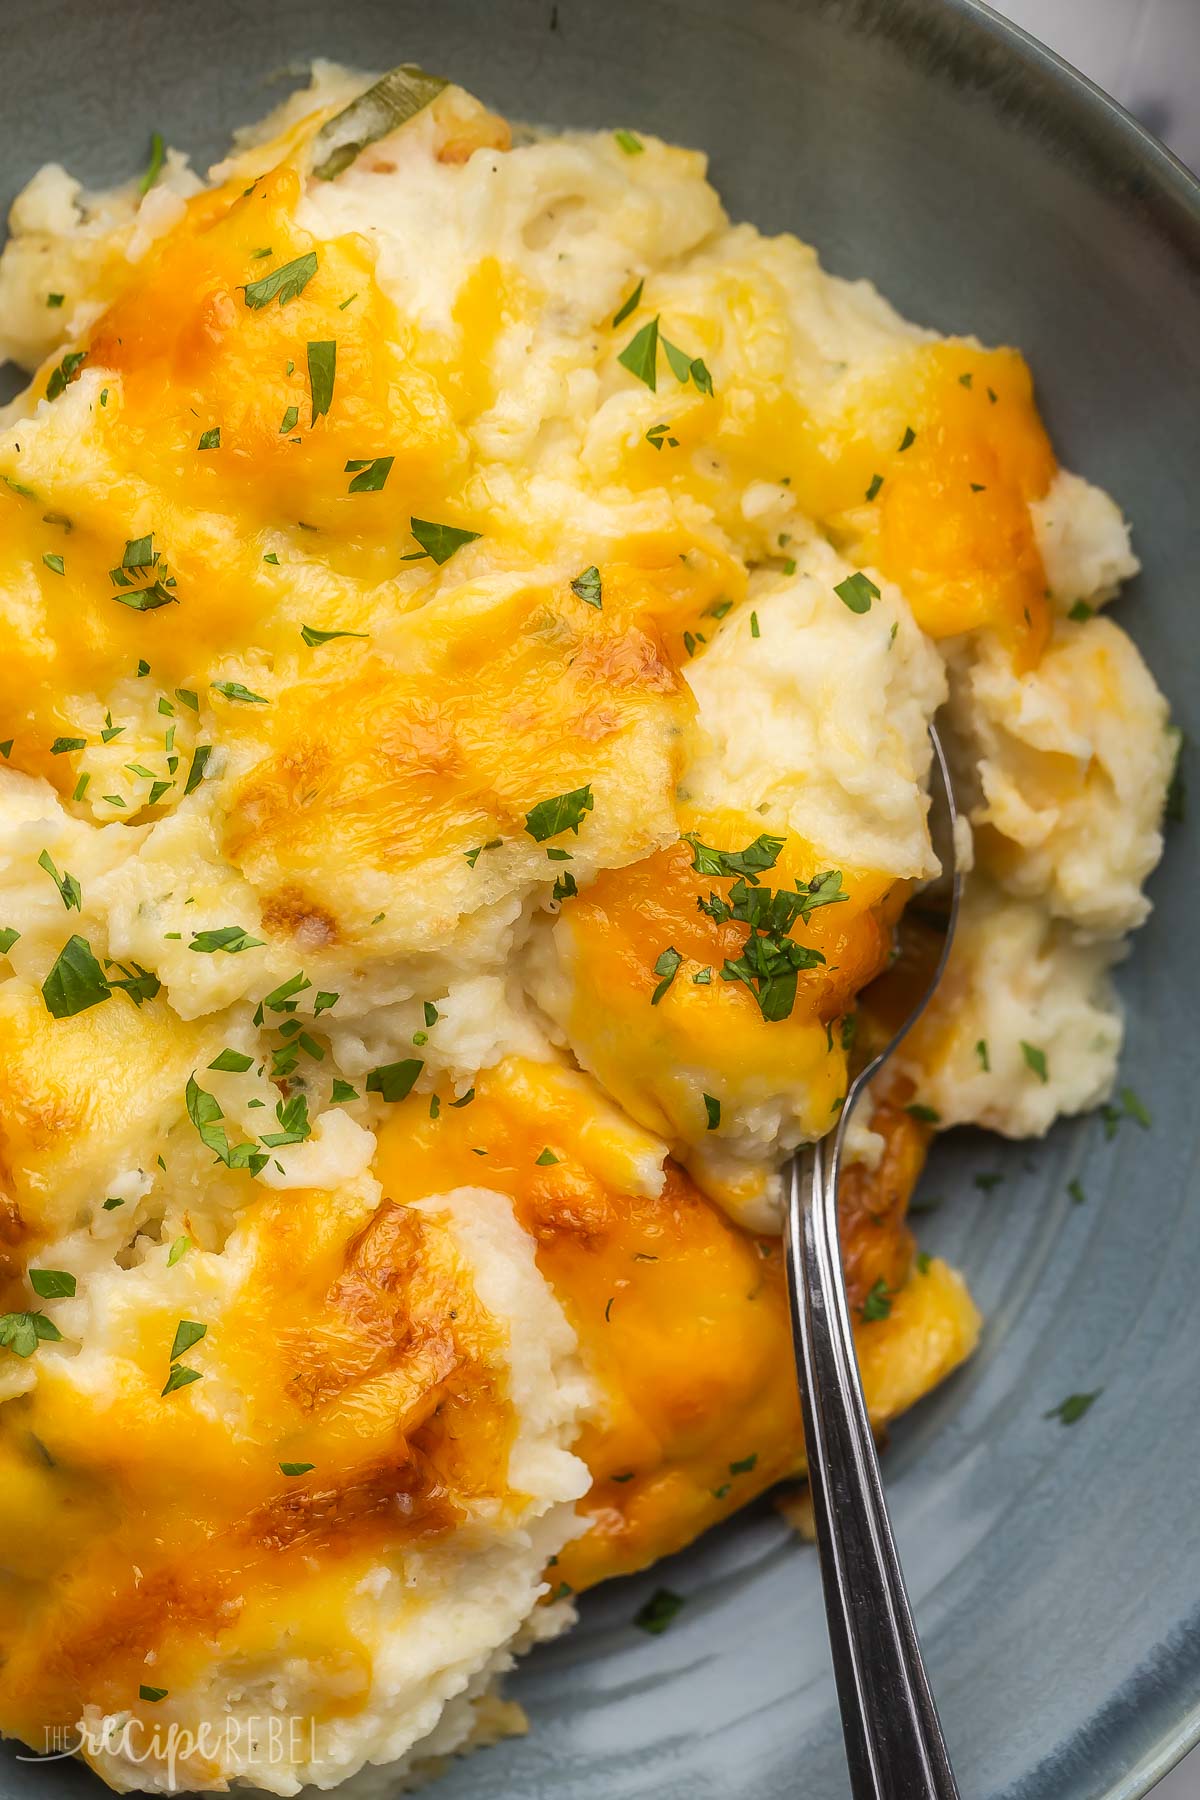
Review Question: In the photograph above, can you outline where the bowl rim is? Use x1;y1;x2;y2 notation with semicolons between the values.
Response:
936;11;1200;1790
947;0;1200;251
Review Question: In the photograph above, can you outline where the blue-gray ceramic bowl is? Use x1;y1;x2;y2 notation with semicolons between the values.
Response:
2;2;1198;1796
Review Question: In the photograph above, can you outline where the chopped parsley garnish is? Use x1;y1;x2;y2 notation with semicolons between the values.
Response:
866;473;884;501
314;991;339;1015
184;744;212;795
423;1001;439;1027
1067;1178;1086;1205
365;1058;424;1102
197;427;221;451
279;405;299;434
750;611;760;638
261;1093;312;1147
42;935;110;1018
139;131;166;196
258;971;311;1015
51;737;86;754
301;624;367;646
645;422;679;451
107;961;161;1006
408;517;481;565
634;1588;685;1635
1119;1085;1151;1129
167;1235;190;1266
1020;1041;1049;1083
241;251;318;310
552;871;578;901
661;335;713;394
618;316;659;391
115;580;176;612
905;1102;940;1124
37;850;81;912
47;292;64;309
0;928;19;954
29;1269;75;1299
834;570;880;614
123;534;155;570
185;1077;268;1176
102;1196;124;1210
345;456;393;492
1165;726;1186;823
209;1048;254;1073
975;1038;990;1071
861;1278;892;1322
697;872;833;1021
729;1453;757;1475
46;350;87;401
464;838;502;867
898;425;916;452
915;1251;932;1275
169;1320;207;1361
331;1078;359;1103
614;129;643;154
702;1093;720;1130
161;1365;201;1397
524;784;594;841
310;63;448;181
612;278;643;328
189;926;264;954
0;1311;62;1357
280;1462;315;1476
682;832;784;882
535;1147;560;1166
42;552;65;576
570;565;602;608
974;1172;1003;1193
650;946;682;1005
307;339;336;423
1044;1390;1101;1426
211;681;267;705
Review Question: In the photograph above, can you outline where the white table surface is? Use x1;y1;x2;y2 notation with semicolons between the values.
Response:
981;6;1198;1795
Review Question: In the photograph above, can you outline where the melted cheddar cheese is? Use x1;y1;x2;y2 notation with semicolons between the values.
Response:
369;1060;979;1588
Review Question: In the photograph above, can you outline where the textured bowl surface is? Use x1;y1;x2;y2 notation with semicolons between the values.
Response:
2;2;1198;1797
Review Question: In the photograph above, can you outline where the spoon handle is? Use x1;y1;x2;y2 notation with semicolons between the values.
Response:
784;1141;960;1800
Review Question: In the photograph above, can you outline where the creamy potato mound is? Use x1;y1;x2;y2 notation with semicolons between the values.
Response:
0;61;1173;1793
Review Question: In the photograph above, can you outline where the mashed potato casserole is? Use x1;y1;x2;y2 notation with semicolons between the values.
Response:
0;62;1174;1792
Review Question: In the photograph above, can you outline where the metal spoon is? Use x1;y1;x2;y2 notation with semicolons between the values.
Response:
783;725;962;1800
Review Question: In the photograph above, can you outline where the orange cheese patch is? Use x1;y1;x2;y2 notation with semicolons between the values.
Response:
372;1059;963;1589
222;575;691;950
546;810;906;1150
0;1185;510;1739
